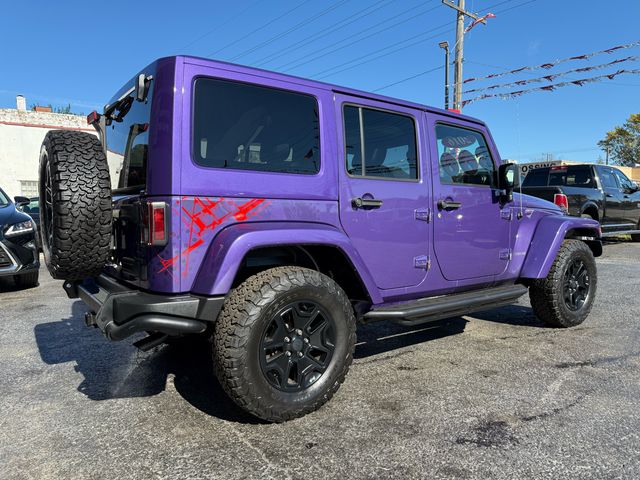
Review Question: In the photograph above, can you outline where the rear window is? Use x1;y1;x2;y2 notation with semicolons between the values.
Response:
192;78;320;175
106;74;154;193
524;166;594;188
522;169;548;186
549;166;594;188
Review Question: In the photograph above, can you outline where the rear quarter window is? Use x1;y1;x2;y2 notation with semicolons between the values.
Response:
192;78;320;175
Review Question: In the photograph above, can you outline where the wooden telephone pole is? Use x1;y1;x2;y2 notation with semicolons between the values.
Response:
442;0;486;111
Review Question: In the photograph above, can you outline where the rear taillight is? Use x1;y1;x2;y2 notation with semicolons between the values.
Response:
146;202;168;246
554;193;569;212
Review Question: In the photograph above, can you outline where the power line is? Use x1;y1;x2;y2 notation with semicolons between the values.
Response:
205;0;314;58
228;0;352;62
176;1;262;52
277;1;442;73
310;0;520;81
314;24;451;79
254;0;392;68
373;66;443;92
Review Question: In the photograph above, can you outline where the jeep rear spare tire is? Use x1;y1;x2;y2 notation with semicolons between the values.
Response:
39;130;112;280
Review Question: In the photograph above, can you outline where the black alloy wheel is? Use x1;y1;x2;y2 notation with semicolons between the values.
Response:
529;239;597;328
212;266;356;422
260;300;336;392
562;258;591;311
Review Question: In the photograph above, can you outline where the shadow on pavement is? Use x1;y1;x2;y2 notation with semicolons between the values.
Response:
354;302;542;358
470;303;546;328
355;318;468;359
33;299;538;422
34;300;256;423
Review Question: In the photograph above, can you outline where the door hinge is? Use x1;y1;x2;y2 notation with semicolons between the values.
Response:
414;255;431;270
500;209;512;221
499;249;512;261
415;208;431;222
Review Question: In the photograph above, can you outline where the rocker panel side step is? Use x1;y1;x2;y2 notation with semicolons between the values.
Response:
363;284;528;326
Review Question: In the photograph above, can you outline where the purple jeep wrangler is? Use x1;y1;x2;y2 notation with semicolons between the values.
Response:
38;56;601;422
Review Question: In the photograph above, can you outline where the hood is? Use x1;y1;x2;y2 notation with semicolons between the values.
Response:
513;192;562;214
0;203;32;229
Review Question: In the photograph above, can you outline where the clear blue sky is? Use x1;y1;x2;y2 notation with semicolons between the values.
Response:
1;0;638;164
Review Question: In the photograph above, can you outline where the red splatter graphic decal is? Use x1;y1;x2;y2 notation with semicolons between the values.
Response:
157;197;269;276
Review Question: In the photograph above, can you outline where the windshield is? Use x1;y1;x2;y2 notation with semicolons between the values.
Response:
0;189;10;207
106;68;155;193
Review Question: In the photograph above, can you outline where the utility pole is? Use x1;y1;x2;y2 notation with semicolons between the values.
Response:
442;0;486;111
438;41;450;109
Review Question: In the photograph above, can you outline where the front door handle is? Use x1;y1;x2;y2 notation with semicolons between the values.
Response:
437;199;462;210
352;197;383;209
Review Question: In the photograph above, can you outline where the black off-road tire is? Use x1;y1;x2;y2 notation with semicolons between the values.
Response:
39;131;111;280
631;232;640;242
13;271;39;289
212;266;356;422
529;240;597;328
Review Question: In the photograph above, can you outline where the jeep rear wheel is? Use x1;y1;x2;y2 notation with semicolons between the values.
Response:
212;266;356;422
529;240;597;327
39;131;112;280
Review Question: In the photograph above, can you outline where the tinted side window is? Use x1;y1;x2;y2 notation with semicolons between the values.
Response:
522;169;548;186
344;106;362;176
613;169;635;191
192;78;320;174
435;124;495;187
599;168;618;189
343;105;418;180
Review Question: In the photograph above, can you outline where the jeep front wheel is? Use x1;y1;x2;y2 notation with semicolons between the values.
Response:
529;240;597;327
212;266;356;422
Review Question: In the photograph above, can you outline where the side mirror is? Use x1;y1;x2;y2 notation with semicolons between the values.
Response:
14;196;30;208
497;162;520;202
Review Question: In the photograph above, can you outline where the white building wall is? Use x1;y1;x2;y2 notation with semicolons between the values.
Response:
0;108;96;198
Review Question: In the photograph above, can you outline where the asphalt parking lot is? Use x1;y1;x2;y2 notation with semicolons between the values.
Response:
1;242;639;480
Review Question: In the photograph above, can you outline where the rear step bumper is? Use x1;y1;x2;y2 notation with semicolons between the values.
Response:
364;284;528;326
63;274;225;341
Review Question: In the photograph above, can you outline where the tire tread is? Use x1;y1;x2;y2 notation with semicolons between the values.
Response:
212;266;356;422
40;130;111;280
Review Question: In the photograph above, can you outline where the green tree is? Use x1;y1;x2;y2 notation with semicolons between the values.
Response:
598;113;640;167
54;103;72;114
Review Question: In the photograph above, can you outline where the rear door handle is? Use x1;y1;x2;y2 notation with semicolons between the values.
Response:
437;199;462;210
352;197;383;209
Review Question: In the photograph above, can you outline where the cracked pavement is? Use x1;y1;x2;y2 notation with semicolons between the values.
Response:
1;242;639;479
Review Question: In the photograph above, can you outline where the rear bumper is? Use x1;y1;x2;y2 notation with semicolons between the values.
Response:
64;274;225;341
